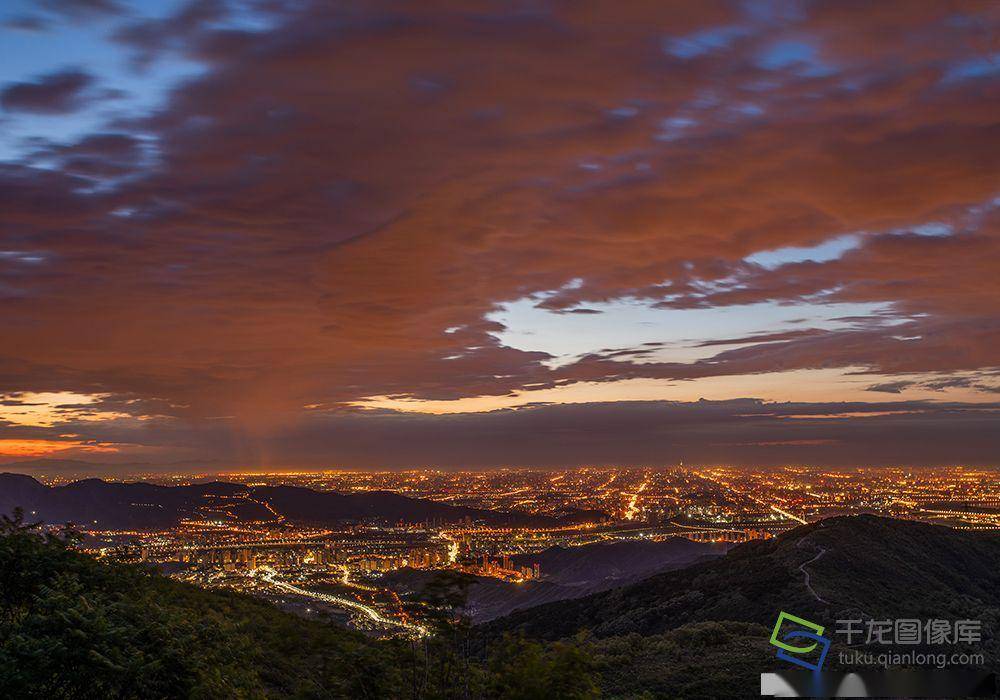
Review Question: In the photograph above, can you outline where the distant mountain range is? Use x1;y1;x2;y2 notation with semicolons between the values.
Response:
0;473;566;529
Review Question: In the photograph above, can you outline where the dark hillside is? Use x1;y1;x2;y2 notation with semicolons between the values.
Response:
488;515;1000;641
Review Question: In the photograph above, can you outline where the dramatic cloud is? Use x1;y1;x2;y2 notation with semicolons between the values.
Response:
0;0;997;467
0;69;95;114
31;132;144;177
2;398;999;469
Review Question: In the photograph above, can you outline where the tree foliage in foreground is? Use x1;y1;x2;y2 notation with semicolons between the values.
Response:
0;510;599;699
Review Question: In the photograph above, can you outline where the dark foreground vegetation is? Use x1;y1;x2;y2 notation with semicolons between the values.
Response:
0;510;599;699
2;512;998;698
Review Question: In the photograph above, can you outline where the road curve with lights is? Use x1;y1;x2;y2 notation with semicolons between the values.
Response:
258;568;427;636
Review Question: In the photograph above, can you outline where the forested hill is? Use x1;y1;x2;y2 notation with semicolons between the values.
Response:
486;515;1000;641
0;512;598;699
0;513;398;697
477;516;1000;697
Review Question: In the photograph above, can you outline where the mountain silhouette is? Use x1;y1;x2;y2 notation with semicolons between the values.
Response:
0;473;563;528
487;515;1000;639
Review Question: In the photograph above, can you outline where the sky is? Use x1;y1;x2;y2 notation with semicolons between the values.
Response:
0;0;998;470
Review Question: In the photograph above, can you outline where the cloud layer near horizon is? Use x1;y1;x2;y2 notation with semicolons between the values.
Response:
1;0;998;467
3;398;1000;469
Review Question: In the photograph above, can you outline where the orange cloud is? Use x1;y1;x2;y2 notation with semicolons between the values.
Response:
0;439;119;458
0;0;997;467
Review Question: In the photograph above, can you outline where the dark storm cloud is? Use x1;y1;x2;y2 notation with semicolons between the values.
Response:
0;69;95;114
1;0;999;466
6;399;999;469
30;133;144;177
867;381;912;394
283;400;1000;468
922;375;1000;393
695;329;827;347
113;0;231;68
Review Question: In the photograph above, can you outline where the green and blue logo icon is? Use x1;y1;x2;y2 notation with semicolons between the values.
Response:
770;611;831;672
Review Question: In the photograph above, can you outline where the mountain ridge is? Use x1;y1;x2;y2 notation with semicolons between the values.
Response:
0;473;567;529
478;515;1000;696
385;537;728;623
485;515;1000;642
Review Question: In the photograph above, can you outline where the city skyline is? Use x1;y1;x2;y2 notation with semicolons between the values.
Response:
1;0;999;470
